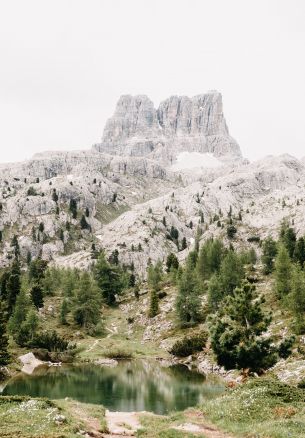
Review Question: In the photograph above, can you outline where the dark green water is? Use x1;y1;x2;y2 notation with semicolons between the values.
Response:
2;360;224;414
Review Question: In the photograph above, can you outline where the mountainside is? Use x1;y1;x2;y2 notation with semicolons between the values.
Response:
0;91;304;273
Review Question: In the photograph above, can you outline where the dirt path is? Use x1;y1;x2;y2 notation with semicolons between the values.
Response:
69;402;105;438
174;410;235;438
104;410;141;436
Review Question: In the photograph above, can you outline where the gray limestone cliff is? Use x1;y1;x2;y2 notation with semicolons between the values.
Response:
93;91;242;164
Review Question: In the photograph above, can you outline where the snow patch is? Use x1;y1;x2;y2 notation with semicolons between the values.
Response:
170;152;222;171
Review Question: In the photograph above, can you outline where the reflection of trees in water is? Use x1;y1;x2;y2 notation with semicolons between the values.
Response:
3;360;223;414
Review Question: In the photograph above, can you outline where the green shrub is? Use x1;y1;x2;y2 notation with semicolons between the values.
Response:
170;331;208;357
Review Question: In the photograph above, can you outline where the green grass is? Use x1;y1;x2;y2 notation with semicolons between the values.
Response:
203;378;305;437
0;396;106;438
137;413;203;438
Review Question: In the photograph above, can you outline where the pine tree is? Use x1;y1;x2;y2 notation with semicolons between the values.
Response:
80;214;88;229
208;273;223;310
280;221;296;258
0;301;10;365
148;289;159;318
181;237;187;250
85;207;90;217
166;253;179;272
69;198;77;219
6;258;21;313
94;253;124;305
8;290;30;344
11;235;20;257
294;237;305;267
30;283;44;309
262;236;278;274
60;298;69;325
147;261;163;292
290;264;305;334
274;245;292;298
218;250;244;297
209;281;277;371
73;272;101;328
175;258;202;325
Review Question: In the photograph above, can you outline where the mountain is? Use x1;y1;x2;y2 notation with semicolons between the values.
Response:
0;91;304;273
93;91;242;164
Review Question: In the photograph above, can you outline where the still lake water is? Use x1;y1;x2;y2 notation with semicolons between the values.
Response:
2;360;224;414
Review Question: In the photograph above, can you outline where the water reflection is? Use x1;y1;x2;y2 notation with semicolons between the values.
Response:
2;360;224;414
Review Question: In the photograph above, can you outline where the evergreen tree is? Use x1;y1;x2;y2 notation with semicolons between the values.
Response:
166;253;179;272
109;249;119;265
274;245;292;298
85;207;90;217
170;226;179;240
207;273;223;311
226;224;237;239
262;236;278;274
289;264;305;334
209;281;277;371
0;270;10;301
218;250;244;297
73;272;101;329
129;273;136;288
60;298;69;325
69;198;77;219
280;221;296;258
134;282;140;301
11;235;20;257
30;283;44;309
8;289;30;344
147;261;163;292
181;237;187;250
148;288;159;318
21;309;39;344
6;258;21;313
175;257;202;325
0;301;10;365
80;214;89;229
94;253;124;305
29;258;48;283
294;237;305;266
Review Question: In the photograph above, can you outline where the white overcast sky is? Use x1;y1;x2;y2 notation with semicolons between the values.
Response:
0;0;304;163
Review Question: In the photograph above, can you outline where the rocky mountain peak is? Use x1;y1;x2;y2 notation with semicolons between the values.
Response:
93;91;242;164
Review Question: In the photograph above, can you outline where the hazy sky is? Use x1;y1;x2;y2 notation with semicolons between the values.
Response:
0;0;304;163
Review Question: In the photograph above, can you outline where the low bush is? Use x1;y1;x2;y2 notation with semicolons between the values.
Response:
170;331;208;357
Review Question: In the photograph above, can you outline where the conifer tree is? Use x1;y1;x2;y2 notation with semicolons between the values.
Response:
175;257;202;325
274;245;292;298
280;221;296;258
6;258;21;313
0;301;10;365
8;290;32;345
148;288;159;318
30;283;44;309
294;237;305;266
60;298;69;325
94;253;124;305
262;236;277;274
290;264;305;334
166;253;179;272
218;250;244;297
73;272;101;328
209;281;277;371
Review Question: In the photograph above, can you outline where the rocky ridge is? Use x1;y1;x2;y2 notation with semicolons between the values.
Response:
0;91;304;273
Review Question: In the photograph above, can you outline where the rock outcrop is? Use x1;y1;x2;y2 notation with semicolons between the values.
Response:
93;91;242;164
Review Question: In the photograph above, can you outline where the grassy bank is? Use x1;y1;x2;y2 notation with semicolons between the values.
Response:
0;395;107;438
